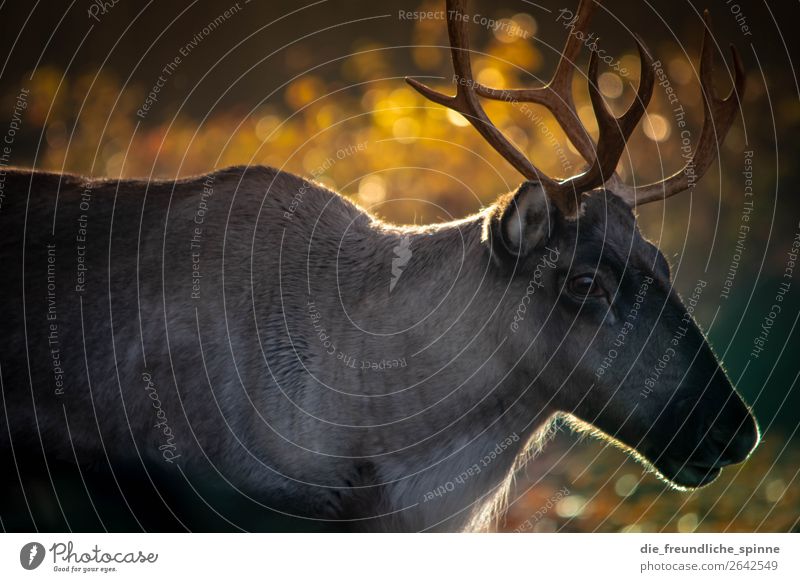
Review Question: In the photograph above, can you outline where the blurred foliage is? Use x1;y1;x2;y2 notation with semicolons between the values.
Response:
8;5;778;225
502;431;799;533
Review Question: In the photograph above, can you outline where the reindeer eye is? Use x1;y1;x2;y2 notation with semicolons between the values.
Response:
567;274;604;299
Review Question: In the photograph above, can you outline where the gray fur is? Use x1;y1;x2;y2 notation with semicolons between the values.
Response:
0;165;758;531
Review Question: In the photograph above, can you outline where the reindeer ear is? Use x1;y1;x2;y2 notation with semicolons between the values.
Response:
493;181;555;257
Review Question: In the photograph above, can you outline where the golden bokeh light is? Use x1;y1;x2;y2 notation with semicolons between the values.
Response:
642;113;671;142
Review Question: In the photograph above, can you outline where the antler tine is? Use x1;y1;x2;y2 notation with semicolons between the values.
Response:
406;0;561;194
559;36;655;198
473;0;598;161
613;10;746;206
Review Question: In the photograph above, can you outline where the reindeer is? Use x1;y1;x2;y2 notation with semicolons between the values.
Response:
0;0;758;532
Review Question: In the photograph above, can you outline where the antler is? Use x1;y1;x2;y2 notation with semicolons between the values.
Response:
406;0;654;216
407;1;744;213
472;0;598;164
610;10;745;206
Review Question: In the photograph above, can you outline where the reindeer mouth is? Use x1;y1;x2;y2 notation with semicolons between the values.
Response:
662;461;723;489
646;382;761;490
651;421;758;489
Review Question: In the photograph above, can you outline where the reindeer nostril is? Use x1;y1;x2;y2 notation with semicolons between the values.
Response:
711;415;759;465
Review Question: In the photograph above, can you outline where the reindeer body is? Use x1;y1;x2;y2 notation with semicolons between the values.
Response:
0;166;556;531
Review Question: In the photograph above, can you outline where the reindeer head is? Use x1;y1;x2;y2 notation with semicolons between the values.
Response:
408;0;758;488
